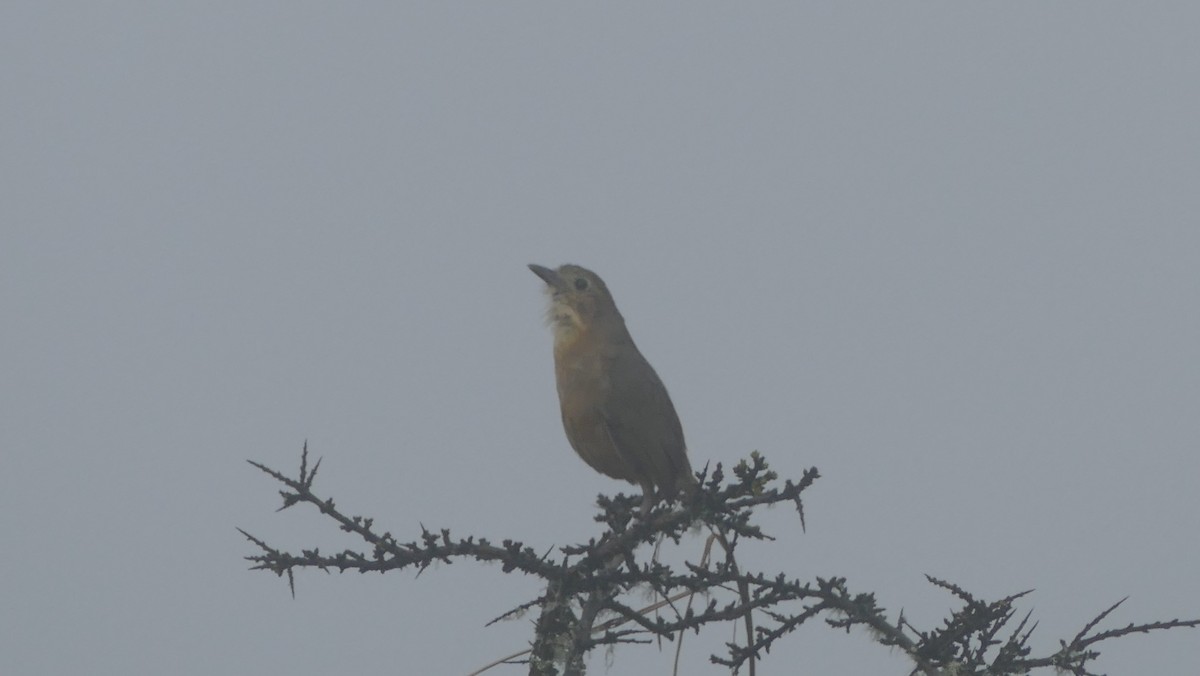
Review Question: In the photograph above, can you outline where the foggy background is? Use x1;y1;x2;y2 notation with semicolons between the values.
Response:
3;3;1197;674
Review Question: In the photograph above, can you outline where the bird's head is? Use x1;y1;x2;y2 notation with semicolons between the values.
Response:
529;263;624;345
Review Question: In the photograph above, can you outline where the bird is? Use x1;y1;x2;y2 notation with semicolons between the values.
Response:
530;264;754;667
529;263;696;512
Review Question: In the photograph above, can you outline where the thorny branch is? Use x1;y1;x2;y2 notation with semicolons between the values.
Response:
241;444;1198;675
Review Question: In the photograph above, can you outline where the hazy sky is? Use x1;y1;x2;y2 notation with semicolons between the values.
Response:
3;4;1198;675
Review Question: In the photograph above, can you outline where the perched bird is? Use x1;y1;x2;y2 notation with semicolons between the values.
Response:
530;264;752;662
529;263;695;511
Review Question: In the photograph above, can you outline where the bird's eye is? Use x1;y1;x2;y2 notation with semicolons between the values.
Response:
574;277;589;290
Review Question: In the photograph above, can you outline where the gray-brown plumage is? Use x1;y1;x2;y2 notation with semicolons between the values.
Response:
529;263;695;508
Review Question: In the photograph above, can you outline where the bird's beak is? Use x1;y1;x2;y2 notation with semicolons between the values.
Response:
528;264;566;290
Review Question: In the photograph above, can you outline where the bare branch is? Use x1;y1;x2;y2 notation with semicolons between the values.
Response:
242;445;1197;675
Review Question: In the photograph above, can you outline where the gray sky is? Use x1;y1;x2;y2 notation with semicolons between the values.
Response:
3;4;1198;675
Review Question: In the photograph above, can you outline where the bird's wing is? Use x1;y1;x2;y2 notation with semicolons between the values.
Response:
600;349;690;496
